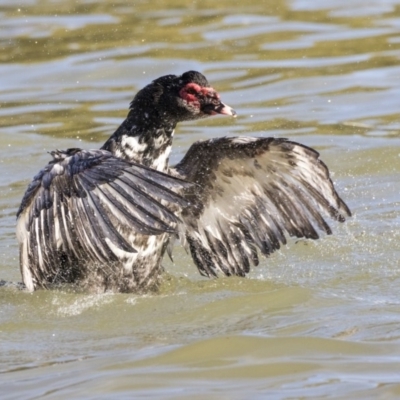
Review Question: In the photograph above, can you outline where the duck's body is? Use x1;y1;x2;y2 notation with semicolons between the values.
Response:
17;71;351;292
93;95;176;292
16;148;191;292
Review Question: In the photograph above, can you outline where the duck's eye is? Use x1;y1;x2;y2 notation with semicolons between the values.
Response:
186;87;198;95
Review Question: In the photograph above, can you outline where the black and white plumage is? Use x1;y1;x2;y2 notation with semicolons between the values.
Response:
17;149;192;292
174;136;351;277
17;70;351;292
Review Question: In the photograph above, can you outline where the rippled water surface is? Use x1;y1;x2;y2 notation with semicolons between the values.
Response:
1;0;400;398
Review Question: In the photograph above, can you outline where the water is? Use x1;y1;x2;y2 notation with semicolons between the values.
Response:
1;0;400;398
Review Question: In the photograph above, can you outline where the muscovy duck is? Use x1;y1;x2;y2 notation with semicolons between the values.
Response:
17;70;351;292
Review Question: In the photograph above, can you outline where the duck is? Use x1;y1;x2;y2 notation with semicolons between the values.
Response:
17;70;351;292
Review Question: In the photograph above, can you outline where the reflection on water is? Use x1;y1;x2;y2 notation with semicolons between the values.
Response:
1;0;400;398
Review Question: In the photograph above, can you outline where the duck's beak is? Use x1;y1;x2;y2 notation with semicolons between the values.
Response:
200;87;237;117
212;102;237;117
203;100;237;118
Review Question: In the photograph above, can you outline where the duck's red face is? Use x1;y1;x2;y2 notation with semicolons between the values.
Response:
179;81;236;118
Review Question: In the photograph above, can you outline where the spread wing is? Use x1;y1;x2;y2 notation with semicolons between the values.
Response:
174;137;351;278
17;148;192;291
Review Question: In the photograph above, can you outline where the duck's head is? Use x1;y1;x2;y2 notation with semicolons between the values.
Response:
130;70;236;124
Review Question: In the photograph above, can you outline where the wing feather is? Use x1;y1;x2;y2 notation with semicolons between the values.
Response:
174;137;351;277
122;168;190;207
108;178;178;232
96;183;167;235
17;148;192;291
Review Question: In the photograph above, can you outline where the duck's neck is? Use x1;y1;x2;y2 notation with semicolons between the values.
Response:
101;107;177;172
